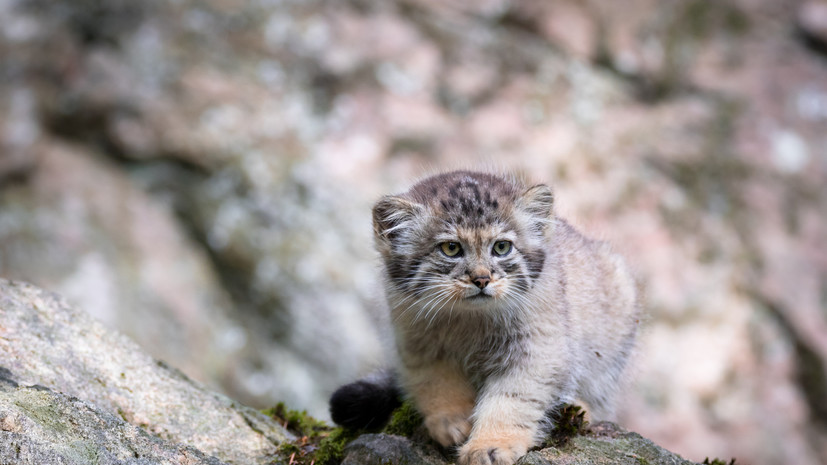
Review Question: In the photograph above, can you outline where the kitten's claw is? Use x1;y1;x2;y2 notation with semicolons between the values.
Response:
458;441;526;465
424;413;471;447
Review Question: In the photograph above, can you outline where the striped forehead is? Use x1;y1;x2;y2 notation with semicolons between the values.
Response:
431;179;513;227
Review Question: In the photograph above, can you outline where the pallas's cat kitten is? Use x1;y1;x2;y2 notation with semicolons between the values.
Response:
330;171;641;465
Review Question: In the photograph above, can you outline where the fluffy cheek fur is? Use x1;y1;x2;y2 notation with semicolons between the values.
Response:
388;244;541;319
412;261;511;305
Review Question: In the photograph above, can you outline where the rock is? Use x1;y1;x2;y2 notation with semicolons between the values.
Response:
0;279;291;465
336;422;695;465
341;433;448;465
0;383;226;465
522;422;695;465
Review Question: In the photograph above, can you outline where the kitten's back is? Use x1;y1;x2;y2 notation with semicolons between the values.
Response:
551;219;640;418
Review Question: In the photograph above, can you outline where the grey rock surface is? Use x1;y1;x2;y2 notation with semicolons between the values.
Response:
341;433;449;465
0;382;226;465
521;422;696;465
0;279;291;465
337;423;695;465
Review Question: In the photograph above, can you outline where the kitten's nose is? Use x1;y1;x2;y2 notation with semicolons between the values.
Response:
472;275;490;289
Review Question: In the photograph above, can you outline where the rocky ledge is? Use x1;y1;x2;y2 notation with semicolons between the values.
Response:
0;279;702;464
336;422;696;465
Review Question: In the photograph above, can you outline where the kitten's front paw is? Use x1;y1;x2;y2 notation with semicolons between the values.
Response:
424;413;471;447
457;440;526;465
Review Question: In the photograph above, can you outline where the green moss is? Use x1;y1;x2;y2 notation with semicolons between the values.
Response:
263;402;328;439
314;427;361;465
382;401;423;437
276;441;302;457
263;402;365;465
266;400;425;464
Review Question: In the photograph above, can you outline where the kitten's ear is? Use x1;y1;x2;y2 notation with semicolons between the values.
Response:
518;184;554;227
372;195;423;250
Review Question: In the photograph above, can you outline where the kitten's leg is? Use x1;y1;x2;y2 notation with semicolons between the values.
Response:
458;369;565;465
405;361;475;447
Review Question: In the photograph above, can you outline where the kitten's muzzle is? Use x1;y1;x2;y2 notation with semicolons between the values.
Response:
472;275;491;289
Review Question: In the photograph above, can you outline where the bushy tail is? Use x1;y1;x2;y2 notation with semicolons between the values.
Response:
329;369;402;431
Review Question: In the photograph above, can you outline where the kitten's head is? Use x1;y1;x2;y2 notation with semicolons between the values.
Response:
373;171;553;316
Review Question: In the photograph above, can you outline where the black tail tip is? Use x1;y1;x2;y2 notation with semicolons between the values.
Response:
329;379;402;431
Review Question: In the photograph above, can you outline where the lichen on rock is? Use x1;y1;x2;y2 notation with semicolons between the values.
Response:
0;383;226;465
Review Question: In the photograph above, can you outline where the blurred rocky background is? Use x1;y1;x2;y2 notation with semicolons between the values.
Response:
0;0;825;464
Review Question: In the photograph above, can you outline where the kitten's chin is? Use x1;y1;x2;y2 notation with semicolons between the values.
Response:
463;290;498;307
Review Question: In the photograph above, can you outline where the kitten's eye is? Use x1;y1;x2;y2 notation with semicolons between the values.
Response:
492;240;512;256
440;242;463;257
